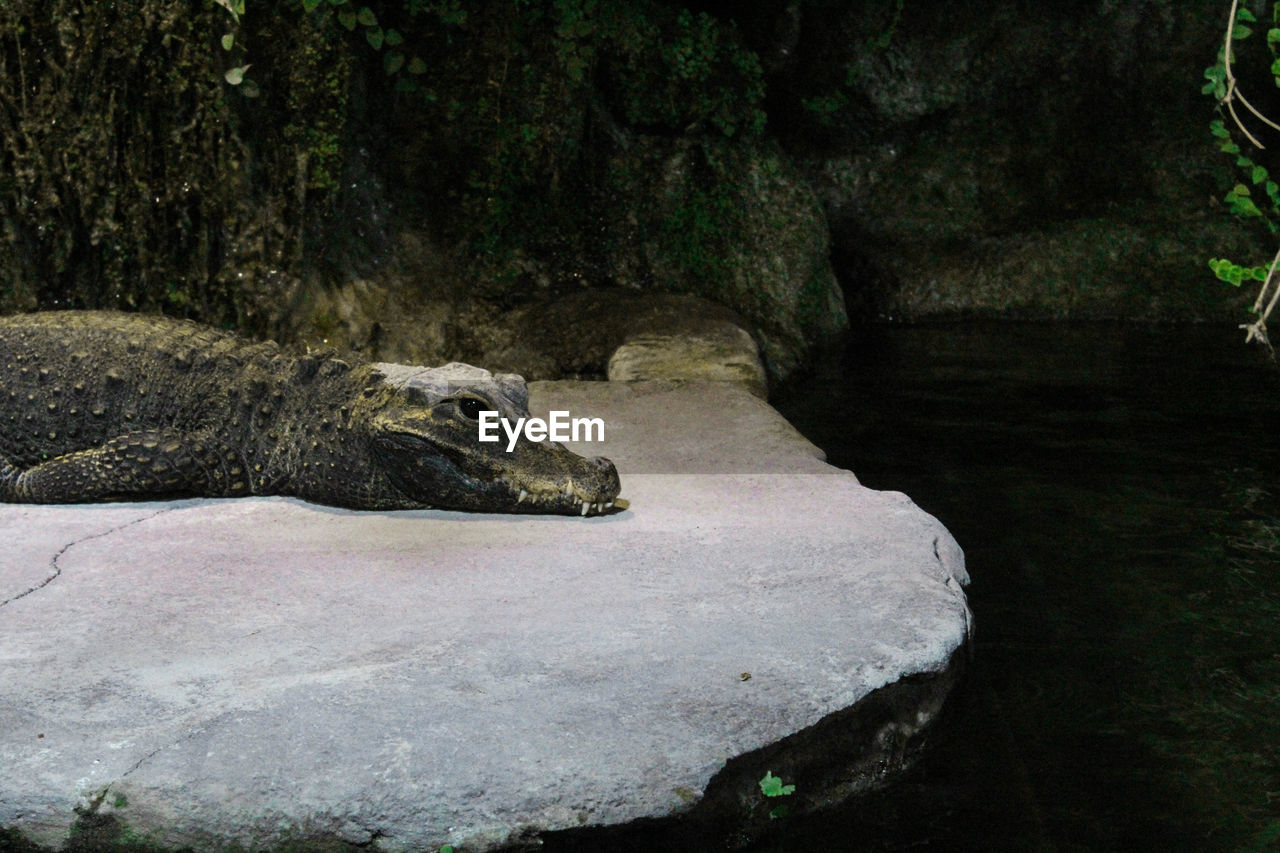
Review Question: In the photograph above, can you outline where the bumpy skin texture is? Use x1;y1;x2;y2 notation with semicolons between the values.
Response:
0;311;621;514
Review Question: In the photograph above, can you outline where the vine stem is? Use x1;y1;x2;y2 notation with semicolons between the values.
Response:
13;16;27;115
1221;0;1280;352
1242;244;1280;351
1222;0;1280;148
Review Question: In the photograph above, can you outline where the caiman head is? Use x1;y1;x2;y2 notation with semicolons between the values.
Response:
366;363;622;516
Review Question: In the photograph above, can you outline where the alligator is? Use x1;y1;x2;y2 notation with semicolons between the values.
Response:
0;311;622;515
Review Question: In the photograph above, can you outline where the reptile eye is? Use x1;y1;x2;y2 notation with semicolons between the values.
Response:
457;397;486;420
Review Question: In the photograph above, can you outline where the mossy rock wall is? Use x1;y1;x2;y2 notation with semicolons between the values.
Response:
0;1;850;381
1;0;1267;371
0;1;360;335
777;0;1259;321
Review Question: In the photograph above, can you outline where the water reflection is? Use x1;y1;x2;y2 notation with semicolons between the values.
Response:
769;323;1280;852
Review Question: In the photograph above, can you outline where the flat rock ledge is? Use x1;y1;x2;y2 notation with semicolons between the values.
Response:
0;380;970;852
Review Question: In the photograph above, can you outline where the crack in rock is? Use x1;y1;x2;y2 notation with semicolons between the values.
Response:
114;712;225;782
83;721;216;816
1;509;173;607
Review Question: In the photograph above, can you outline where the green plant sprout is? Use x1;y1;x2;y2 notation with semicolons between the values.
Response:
213;0;258;96
758;770;796;820
758;770;795;798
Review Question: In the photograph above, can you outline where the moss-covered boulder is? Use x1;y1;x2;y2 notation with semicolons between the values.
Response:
774;0;1260;321
599;138;846;380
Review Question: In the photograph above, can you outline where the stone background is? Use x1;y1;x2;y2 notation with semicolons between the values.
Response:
0;1;1264;385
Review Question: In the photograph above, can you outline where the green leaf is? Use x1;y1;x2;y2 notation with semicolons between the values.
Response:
213;0;239;23
302;0;322;11
1202;65;1228;99
1227;185;1264;217
408;56;428;74
1209;259;1247;286
366;26;384;50
337;8;357;29
357;6;377;26
1238;7;1257;23
759;771;796;798
1252;164;1268;184
1252;265;1271;280
224;64;250;85
328;0;347;5
214;0;245;20
384;51;405;74
1269;27;1280;44
1210;119;1230;138
221;33;234;51
385;28;403;46
1234;25;1254;40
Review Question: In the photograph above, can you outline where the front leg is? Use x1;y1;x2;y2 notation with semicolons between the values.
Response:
0;429;252;504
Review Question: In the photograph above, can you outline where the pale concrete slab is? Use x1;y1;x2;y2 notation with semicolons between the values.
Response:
0;380;969;851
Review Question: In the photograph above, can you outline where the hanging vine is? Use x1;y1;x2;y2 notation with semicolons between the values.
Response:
1205;0;1280;350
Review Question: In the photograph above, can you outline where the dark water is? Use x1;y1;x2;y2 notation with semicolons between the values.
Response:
766;323;1280;852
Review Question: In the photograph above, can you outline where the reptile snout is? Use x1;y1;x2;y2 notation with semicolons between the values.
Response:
587;455;621;501
587;455;619;483
587;455;615;473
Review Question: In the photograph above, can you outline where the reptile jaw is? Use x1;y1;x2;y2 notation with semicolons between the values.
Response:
504;475;625;516
375;423;621;516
